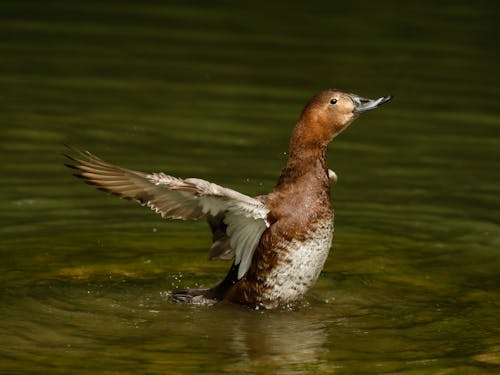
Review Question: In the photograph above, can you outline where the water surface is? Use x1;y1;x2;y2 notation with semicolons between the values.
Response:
1;1;499;374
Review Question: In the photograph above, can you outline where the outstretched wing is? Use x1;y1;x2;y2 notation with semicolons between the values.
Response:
65;147;269;279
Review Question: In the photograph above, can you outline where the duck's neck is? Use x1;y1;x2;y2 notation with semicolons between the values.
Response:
276;121;330;188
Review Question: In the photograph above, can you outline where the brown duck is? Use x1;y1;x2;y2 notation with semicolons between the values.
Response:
66;89;391;309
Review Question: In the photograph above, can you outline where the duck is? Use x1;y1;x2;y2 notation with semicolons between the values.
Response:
66;89;391;309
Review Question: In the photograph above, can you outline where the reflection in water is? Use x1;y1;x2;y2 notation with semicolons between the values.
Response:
228;309;328;373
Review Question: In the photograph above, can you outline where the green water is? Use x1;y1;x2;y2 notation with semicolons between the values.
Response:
1;1;499;373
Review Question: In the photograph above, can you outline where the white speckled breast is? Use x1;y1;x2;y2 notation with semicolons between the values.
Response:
261;218;333;307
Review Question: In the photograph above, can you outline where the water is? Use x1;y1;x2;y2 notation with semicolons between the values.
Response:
1;1;499;373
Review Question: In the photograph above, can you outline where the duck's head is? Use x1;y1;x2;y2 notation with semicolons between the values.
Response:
297;89;392;146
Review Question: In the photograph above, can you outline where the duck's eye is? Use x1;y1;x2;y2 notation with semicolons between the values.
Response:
330;98;338;105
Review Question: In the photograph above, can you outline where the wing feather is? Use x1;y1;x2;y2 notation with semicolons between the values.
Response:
66;147;269;278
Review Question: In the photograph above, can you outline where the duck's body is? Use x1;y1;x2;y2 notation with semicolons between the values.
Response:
67;89;391;309
219;166;334;308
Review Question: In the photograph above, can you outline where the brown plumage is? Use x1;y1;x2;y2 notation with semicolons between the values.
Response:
66;89;391;309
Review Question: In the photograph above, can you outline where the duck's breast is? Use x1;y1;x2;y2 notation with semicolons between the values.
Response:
261;216;334;305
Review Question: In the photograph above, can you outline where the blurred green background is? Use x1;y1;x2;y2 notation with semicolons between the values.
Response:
1;1;499;374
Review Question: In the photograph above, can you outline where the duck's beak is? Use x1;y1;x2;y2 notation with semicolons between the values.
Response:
351;94;392;114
